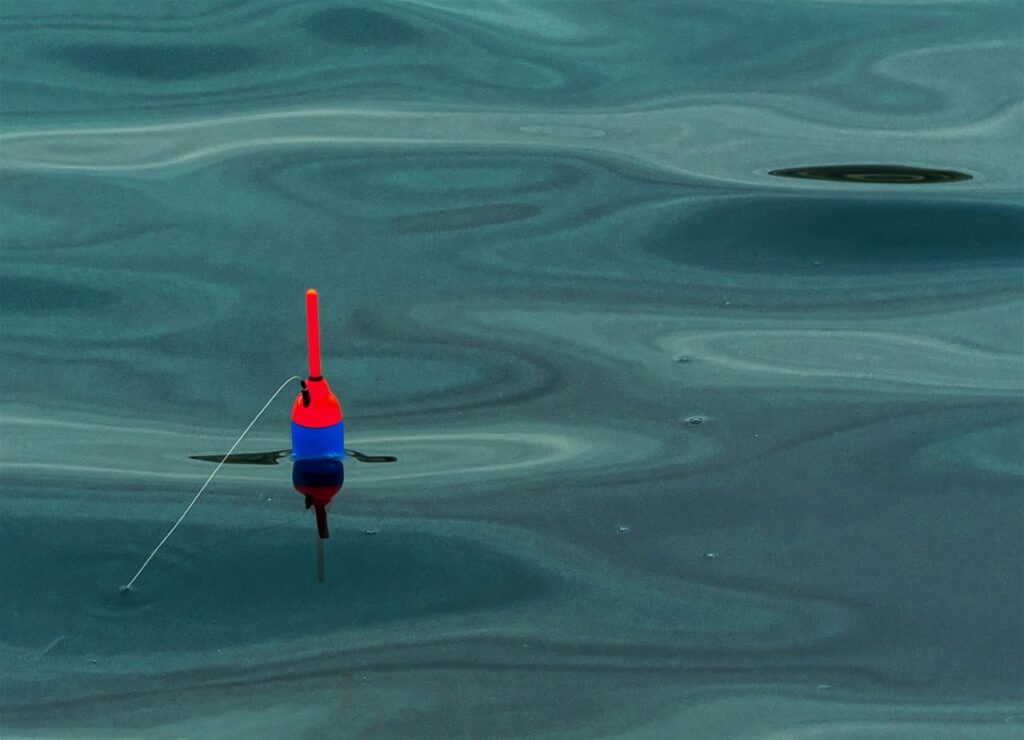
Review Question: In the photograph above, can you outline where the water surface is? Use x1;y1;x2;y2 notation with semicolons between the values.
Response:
1;1;1022;737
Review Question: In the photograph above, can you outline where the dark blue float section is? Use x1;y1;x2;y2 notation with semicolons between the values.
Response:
292;456;345;539
290;421;344;460
291;457;345;492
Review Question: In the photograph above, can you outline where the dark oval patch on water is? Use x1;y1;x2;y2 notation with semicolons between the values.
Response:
0;515;552;655
769;164;971;185
650;197;1024;273
53;43;261;80
0;276;118;314
303;8;423;47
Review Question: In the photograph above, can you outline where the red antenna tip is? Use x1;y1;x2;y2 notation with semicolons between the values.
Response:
305;289;321;378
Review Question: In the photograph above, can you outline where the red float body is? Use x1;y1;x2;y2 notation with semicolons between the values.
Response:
291;378;343;429
291;289;345;539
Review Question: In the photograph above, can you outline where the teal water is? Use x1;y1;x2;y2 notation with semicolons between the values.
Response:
1;2;1022;737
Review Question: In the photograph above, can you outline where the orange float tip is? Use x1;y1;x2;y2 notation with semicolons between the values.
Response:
305;289;322;379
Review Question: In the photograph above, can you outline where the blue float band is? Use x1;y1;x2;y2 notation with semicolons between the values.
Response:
292;457;345;490
291;421;345;460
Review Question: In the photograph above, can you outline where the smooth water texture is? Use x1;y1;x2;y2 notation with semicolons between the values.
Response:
1;1;1022;738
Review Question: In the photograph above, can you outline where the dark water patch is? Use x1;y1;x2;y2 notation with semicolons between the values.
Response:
649;197;1024;273
0;171;168;251
913;415;1024;482
53;43;261;80
303;7;423;47
0;276;118;315
0;515;552;655
0;267;232;347
393;203;540;234
770;164;972;185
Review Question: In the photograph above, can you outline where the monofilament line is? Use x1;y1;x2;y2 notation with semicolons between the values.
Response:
123;375;300;591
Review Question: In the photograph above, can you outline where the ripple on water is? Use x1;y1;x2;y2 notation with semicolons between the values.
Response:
392;203;541;233
660;329;1022;394
519;124;606;139
312;340;552;418
242;149;579;222
347;424;687;497
0;515;552;656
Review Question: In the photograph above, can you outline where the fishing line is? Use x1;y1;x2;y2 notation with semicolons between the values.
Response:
123;375;301;591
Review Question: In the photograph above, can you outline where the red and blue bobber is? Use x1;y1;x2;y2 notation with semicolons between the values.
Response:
291;289;345;539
